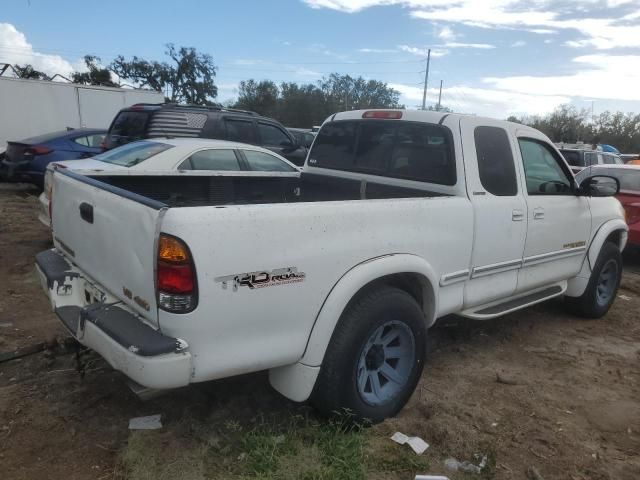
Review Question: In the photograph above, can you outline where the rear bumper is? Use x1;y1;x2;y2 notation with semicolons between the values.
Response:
35;249;192;389
1;158;43;183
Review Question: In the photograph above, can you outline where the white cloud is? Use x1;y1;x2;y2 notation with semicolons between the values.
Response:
441;42;495;49
0;23;75;78
294;67;322;77
389;81;568;117
398;44;448;57
511;40;526;47
303;0;640;50
437;25;457;41
358;47;397;53
482;54;640;102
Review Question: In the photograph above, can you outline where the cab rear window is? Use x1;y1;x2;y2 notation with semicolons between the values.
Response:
308;120;456;185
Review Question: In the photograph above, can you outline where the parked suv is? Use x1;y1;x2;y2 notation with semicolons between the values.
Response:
560;148;623;174
104;103;308;166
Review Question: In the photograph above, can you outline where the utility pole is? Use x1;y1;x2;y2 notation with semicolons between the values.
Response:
437;80;443;111
421;49;431;110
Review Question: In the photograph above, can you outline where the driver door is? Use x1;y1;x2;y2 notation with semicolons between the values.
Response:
515;134;591;293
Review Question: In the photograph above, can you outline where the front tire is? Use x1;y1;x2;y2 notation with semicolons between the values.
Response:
565;242;622;318
310;286;426;424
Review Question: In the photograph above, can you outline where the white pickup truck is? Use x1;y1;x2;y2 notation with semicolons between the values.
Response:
36;109;627;422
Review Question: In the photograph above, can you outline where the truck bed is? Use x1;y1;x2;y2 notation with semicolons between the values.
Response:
89;171;448;208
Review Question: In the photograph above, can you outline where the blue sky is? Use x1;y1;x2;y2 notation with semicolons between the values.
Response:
1;0;640;118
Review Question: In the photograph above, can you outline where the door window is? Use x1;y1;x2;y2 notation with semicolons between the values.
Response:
518;138;573;195
225;119;256;143
258;123;292;147
474;126;517;196
180;149;241;171
243;150;296;172
73;134;105;148
584;152;598;166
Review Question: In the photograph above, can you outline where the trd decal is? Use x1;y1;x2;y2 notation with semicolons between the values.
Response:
215;267;306;291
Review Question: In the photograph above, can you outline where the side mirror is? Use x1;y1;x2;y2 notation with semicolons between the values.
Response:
579;175;620;197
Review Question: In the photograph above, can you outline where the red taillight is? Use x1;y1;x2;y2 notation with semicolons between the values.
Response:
157;234;197;313
362;110;403;119
157;262;194;294
25;145;53;155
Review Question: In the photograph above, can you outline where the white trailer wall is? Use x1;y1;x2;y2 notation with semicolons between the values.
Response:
0;77;163;152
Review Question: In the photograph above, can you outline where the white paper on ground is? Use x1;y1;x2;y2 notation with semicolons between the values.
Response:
390;431;430;454
128;414;162;430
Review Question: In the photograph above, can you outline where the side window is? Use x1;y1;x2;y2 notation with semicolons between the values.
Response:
179;149;241;171
225;119;256;144
74;134;105;148
561;150;583;167
243;150;296;172
258;123;292;146
474;126;517;196
603;154;621;165
584;152;597;166
518;138;573;195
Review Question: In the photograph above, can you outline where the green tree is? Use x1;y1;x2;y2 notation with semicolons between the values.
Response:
72;55;119;87
111;44;218;104
235;79;279;117
232;74;402;127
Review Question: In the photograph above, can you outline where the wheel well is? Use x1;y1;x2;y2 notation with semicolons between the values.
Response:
605;230;623;249
345;273;436;326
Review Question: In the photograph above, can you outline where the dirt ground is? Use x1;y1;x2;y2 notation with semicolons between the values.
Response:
1;182;639;479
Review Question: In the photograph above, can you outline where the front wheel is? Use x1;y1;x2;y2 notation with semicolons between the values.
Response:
565;242;622;318
310;286;426;424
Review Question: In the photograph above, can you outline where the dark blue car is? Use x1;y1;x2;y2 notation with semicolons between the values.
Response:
1;128;107;187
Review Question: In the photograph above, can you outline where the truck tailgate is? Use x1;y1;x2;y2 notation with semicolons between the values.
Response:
51;169;165;324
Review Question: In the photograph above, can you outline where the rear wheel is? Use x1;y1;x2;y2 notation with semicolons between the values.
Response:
310;286;426;424
565;242;622;318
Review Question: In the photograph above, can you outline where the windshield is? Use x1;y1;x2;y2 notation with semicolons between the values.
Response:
93;141;173;167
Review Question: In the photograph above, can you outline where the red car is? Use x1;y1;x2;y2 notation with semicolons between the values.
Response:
577;165;640;246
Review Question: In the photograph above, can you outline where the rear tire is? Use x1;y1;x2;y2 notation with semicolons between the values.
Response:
310;286;426;424
565;242;622;318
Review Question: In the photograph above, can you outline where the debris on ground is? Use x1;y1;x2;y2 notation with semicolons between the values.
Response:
390;431;429;454
128;414;162;430
618;294;632;301
0;322;13;328
444;454;488;474
496;372;519;385
526;465;545;480
414;475;450;480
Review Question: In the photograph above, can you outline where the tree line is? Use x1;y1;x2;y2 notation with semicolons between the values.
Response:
7;44;402;127
508;105;640;153
6;45;640;150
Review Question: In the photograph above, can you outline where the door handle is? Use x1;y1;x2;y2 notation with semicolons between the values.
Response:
512;209;524;221
79;202;93;224
533;208;545;220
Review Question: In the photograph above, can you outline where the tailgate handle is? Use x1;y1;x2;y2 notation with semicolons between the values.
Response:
79;202;94;224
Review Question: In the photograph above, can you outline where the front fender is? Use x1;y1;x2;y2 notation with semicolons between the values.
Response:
566;218;628;297
588;218;628;267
